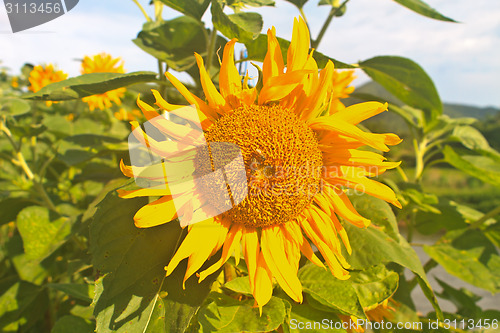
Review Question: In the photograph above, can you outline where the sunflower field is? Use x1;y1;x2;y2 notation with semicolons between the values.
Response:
1;0;499;332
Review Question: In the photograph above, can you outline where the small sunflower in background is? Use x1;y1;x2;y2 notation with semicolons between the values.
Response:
28;64;68;106
119;18;401;310
80;53;126;111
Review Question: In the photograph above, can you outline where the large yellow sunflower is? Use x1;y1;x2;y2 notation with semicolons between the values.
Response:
119;18;401;310
81;53;126;111
28;64;68;106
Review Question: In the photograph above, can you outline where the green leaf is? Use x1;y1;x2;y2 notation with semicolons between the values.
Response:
0;97;31;115
24;72;157;101
416;199;479;235
283;0;308;8
223;276;252;295
47;283;94;303
133;17;206;72
343;220;442;319
16;206;71;260
211;0;263;43
424;229;500;293
91;186;219;333
298;264;365;318
350;265;399;309
435;279;482;319
244;34;354;69
286;303;346;333
0;198;34;226
198;293;287;332
51;315;94;333
158;0;210;19
0;281;49;332
359;56;442;122
443;146;500;187
348;193;399;241
227;0;275;8
450;125;500;160
393;0;456;22
299;264;398;318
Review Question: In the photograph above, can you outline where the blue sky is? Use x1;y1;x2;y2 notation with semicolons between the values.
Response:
1;0;499;107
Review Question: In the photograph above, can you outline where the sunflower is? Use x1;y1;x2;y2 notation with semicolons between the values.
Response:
119;17;402;310
80;53;126;111
28;64;68;106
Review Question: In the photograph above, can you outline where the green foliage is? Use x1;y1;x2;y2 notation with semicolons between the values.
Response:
211;0;263;43
198;293;288;332
133;17;207;72
24;72;157;101
393;0;457;22
359;56;442;123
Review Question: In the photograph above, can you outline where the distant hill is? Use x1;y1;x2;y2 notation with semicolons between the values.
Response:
345;81;499;120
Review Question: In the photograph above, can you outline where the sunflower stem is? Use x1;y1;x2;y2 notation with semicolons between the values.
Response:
206;27;218;77
131;0;151;22
469;205;500;229
312;0;350;49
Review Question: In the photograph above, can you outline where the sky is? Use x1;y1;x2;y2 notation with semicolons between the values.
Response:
0;0;499;107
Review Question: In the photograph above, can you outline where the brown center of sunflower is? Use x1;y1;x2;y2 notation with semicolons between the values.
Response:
196;104;323;227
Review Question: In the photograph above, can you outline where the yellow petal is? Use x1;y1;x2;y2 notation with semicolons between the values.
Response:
332;102;388;125
324;185;370;228
287;17;310;72
260;226;303;302
310;116;391;152
194;53;230;113
254;251;273;312
165;71;219;120
133;195;178;228
258;69;313;105
243;227;259;294
219;39;242;99
198;223;243;282
263;27;284;86
165;218;229;287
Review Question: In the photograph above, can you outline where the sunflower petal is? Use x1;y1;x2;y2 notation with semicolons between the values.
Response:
260;226;303;302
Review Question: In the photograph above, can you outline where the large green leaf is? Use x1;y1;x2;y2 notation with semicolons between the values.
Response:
0;280;49;332
158;0;210;19
283;0;308;8
286;303;346;333
16;206;71;260
0;97;31;115
47;283;94;304
51;315;95;333
450;125;500;160
393;0;456;22
90;184;220;333
348;193;399;241
244;34;354;69
359;56;442;122
416;198;480;235
211;0;263;43
133;17;206;72
342;198;442;319
0;198;34;226
299;264;398;318
24;72;157;101
227;0;275;8
443;146;500;187
424;229;500;294
198;293;287;332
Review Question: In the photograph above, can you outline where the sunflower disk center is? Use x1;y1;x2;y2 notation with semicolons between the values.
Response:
197;104;323;227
